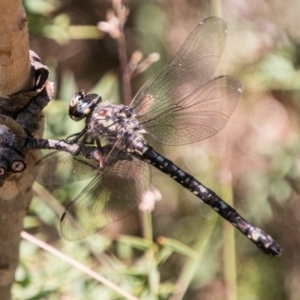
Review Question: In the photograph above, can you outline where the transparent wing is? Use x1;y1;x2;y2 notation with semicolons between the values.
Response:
130;17;242;145
34;151;98;188
60;156;151;240
139;76;242;145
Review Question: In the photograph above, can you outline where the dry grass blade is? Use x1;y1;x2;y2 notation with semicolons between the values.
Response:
21;231;140;300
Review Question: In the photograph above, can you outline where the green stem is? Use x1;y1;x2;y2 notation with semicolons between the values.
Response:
209;1;238;298
141;209;153;241
170;212;218;300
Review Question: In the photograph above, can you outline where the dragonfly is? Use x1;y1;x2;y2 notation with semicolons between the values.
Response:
34;17;281;256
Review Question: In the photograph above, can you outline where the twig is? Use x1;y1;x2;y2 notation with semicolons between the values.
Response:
21;231;140;300
25;137;100;161
98;0;132;105
33;184;112;264
117;29;132;105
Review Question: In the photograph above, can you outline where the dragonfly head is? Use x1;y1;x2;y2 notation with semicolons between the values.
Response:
69;91;101;121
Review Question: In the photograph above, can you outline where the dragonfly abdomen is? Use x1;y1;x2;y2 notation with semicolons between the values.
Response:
130;136;281;256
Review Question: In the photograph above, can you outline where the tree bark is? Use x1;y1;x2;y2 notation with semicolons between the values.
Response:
0;0;31;96
0;1;35;299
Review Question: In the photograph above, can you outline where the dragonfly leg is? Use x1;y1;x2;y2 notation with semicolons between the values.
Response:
65;128;88;144
65;132;81;142
61;128;89;155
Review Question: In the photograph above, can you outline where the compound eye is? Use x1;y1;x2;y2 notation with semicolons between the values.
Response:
70;91;85;107
69;106;85;121
69;92;101;121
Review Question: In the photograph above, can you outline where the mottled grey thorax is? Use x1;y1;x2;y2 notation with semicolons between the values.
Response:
87;102;140;144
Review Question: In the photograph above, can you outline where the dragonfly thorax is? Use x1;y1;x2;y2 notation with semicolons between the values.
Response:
87;102;140;143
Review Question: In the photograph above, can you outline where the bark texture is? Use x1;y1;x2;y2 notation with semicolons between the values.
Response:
0;1;32;97
0;1;39;299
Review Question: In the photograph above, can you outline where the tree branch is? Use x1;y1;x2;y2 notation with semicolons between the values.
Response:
0;1;51;299
0;0;32;98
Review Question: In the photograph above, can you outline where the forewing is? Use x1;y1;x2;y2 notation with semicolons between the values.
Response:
141;76;242;145
34;151;98;188
130;17;226;121
60;156;151;240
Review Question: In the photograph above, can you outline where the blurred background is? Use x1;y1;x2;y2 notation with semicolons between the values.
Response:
15;0;300;299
